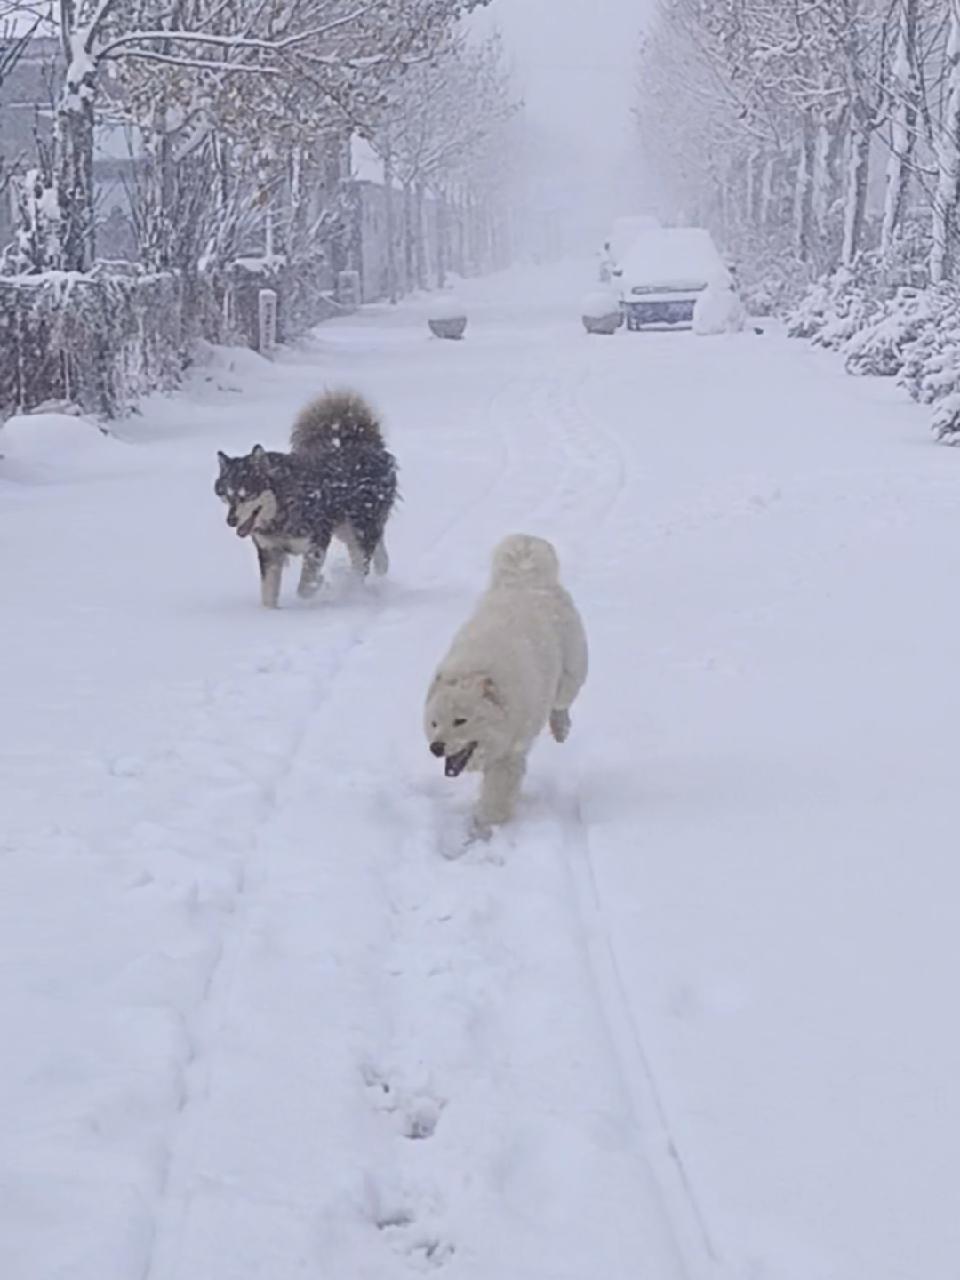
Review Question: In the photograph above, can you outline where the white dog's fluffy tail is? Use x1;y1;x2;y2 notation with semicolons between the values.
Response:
490;533;561;588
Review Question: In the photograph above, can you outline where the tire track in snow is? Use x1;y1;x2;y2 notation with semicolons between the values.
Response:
474;340;722;1276
557;779;722;1280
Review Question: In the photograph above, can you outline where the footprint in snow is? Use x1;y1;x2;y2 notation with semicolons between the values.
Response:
360;1064;447;1140
364;1176;455;1269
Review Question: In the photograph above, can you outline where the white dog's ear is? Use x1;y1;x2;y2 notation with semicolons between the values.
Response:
481;676;504;708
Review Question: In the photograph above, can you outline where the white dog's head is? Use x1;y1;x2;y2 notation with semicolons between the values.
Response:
424;672;507;778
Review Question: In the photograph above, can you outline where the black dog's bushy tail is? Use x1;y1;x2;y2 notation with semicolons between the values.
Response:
290;390;384;455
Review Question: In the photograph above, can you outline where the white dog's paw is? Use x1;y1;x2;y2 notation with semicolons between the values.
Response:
468;814;495;844
549;708;571;743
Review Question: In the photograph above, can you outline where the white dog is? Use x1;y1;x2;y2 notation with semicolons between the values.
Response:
424;534;588;833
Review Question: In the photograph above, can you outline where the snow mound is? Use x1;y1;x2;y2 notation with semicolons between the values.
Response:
0;413;136;484
426;297;467;322
693;273;746;335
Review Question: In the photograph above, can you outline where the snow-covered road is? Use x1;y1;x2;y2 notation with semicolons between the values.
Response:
2;261;959;1280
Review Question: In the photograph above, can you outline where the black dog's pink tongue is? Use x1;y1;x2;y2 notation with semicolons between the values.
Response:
237;513;257;538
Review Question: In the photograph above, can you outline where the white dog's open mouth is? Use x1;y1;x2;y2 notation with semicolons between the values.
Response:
444;743;477;777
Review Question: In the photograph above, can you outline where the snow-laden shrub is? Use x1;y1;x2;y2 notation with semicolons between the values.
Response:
883;285;960;445
741;275;781;317
896;288;960;402
0;266;186;421
898;326;942;403
786;273;843;340
815;283;880;351
786;258;884;348
932;393;960;445
843;288;932;377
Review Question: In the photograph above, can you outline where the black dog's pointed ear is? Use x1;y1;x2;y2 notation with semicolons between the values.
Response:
217;450;229;468
251;443;266;460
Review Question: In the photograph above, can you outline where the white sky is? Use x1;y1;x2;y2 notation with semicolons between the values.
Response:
484;0;647;159
478;0;660;240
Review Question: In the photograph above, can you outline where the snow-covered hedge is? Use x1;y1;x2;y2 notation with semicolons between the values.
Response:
0;253;345;421
0;266;186;421
786;264;960;445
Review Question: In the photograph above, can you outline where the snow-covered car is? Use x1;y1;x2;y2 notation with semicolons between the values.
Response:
598;214;661;281
614;228;727;329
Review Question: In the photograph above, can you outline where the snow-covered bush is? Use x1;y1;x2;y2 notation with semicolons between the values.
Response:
787;260;887;352
843;288;932;377
786;274;842;341
896;289;960;402
882;286;960;444
0;266;186;421
932;394;960;445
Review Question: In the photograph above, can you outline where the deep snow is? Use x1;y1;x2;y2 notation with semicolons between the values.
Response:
2;262;959;1280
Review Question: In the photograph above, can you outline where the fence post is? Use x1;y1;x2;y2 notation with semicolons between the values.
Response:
258;288;278;353
336;270;361;310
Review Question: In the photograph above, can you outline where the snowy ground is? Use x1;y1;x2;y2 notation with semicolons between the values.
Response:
2;261;959;1280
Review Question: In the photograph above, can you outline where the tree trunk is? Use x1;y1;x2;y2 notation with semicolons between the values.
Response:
842;122;870;267
402;181;415;292
57;68;96;270
795;117;817;263
931;3;960;284
384;152;399;303
760;155;776;233
436;191;448;288
414;182;427;289
453;190;466;276
881;0;920;266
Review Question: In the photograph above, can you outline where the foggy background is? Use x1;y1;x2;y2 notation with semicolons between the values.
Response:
481;0;652;255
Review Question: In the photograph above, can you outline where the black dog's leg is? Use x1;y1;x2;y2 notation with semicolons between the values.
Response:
372;534;389;576
297;539;329;599
257;544;285;609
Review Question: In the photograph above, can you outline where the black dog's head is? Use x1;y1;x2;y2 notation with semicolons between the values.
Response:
215;445;279;537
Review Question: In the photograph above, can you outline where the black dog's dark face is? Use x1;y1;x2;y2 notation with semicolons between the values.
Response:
215;445;277;537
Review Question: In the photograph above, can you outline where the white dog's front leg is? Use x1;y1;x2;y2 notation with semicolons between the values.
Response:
475;754;526;830
549;708;571;743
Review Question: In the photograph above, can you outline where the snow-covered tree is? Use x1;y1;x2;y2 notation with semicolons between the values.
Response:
637;0;958;293
1;0;490;270
368;29;518;296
